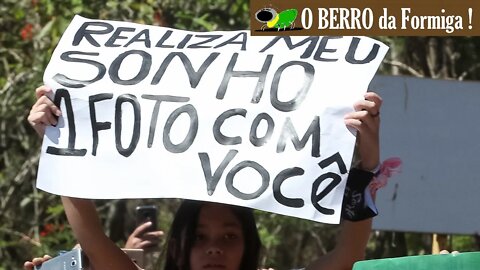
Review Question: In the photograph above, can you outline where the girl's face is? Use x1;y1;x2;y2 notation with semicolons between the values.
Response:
190;203;245;270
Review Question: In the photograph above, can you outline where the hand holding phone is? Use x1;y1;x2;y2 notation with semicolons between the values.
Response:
126;205;162;250
135;205;157;232
33;249;87;270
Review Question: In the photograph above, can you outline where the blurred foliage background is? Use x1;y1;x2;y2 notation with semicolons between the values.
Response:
0;0;479;269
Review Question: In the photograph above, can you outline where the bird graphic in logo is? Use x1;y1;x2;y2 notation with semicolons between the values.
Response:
255;7;301;31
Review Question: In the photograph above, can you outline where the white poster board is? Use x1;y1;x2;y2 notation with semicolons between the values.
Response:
37;15;388;224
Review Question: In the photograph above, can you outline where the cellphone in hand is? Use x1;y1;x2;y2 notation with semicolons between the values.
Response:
34;248;88;270
135;205;157;232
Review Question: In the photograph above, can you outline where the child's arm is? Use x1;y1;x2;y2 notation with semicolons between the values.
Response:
61;197;138;270
307;92;382;270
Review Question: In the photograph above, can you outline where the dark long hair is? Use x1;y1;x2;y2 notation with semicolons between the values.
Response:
164;200;261;270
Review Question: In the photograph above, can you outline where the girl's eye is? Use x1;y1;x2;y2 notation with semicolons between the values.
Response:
195;233;206;241
224;233;238;240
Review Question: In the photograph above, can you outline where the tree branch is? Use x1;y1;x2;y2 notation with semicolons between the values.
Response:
383;60;424;78
458;63;480;81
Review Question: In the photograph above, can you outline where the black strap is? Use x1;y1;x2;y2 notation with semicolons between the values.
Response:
341;168;378;221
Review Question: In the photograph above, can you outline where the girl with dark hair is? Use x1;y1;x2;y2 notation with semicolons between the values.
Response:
27;86;382;270
164;200;261;270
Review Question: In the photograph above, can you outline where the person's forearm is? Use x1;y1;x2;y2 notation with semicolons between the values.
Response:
306;218;372;270
335;218;372;263
61;196;138;270
338;218;373;255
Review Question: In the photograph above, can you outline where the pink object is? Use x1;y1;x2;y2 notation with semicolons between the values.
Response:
369;157;402;197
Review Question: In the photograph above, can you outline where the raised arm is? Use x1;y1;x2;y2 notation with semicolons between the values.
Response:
344;92;381;172
307;92;382;270
61;196;139;270
29;86;138;269
307;219;372;270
